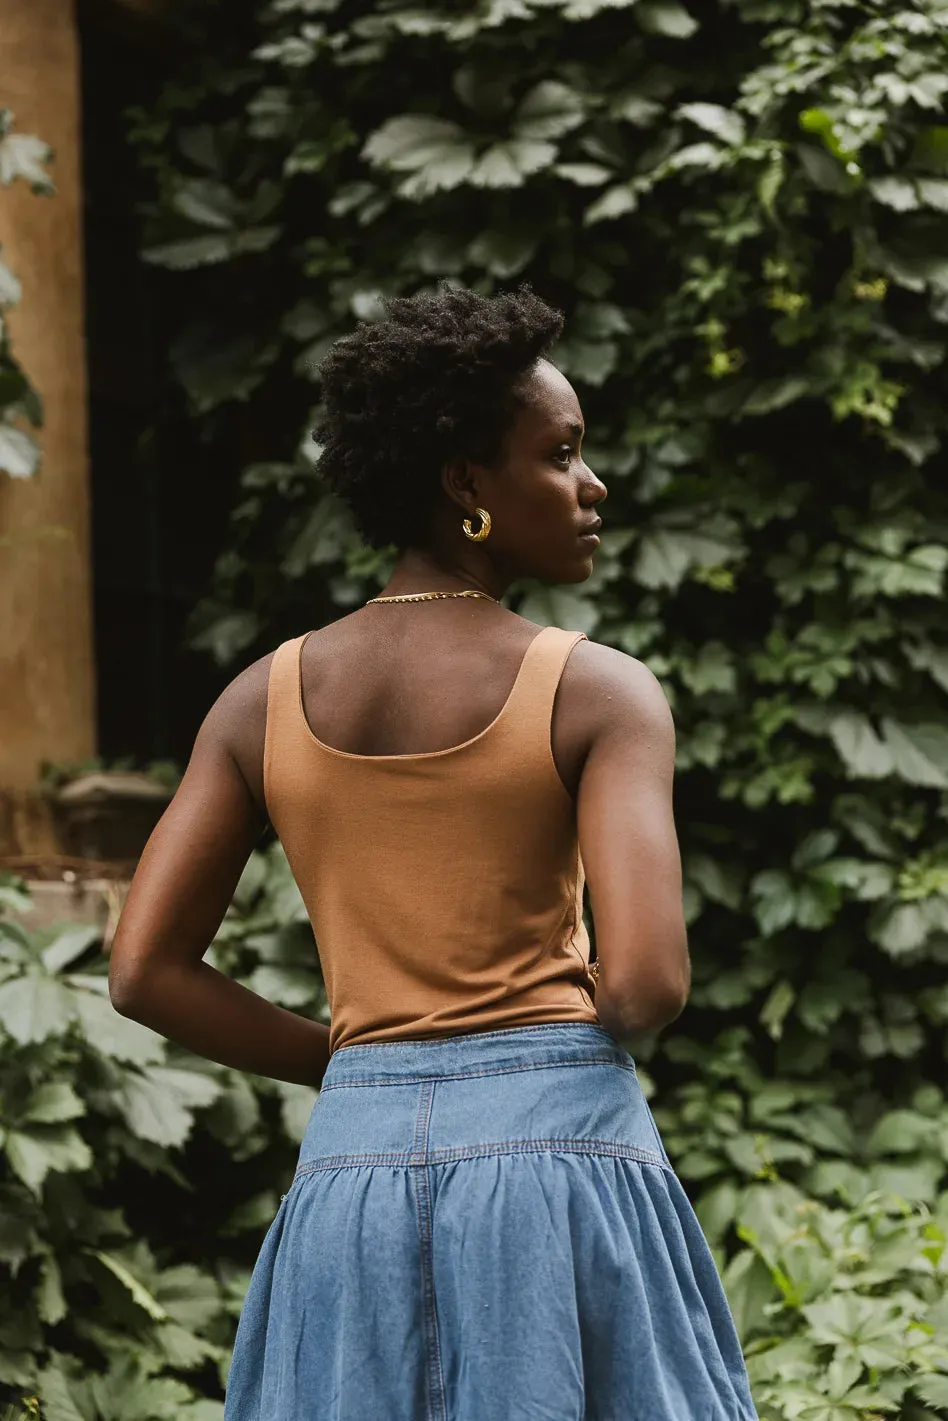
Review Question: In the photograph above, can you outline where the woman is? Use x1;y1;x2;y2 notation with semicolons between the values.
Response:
109;284;758;1420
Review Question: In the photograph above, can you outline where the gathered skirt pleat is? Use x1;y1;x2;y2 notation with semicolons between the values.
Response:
224;1023;758;1421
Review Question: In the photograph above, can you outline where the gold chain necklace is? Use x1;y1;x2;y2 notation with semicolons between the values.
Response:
365;589;499;604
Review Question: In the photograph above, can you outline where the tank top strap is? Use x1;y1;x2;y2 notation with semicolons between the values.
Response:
502;625;588;742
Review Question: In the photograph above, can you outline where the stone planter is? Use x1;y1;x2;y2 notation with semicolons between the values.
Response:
48;769;172;865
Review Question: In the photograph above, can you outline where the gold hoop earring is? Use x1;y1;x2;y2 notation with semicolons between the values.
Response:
462;507;491;543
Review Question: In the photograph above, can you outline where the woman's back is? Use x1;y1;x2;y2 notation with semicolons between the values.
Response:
265;612;600;1051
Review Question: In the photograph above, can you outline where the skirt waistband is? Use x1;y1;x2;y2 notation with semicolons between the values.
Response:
323;1022;633;1087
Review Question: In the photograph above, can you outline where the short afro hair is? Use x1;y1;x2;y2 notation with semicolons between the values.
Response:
313;282;564;552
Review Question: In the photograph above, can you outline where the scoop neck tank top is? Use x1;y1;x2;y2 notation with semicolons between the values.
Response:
263;624;600;1054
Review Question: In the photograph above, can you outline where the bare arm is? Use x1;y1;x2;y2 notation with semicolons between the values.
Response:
577;649;690;1038
108;666;331;1088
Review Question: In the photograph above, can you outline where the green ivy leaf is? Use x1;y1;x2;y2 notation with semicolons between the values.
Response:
0;255;22;307
246;964;319;1008
797;143;852;194
741;376;812;416
516;585;600;635
170;178;239;230
584;183;638;224
363;115;475;188
760;980;796;1041
750;870;795;934
68;979;165;1064
276;1080;319;1139
687;853;743;910
153;1262;224;1332
727;1249;783;1345
514;81;585;141
41;925;101;975
916;1375;948;1409
677;102;745;147
829;713;894;779
470;140;556;187
141;228;281;269
4;1126;92;1195
636;1;698;38
553;162;612;186
467;228;538;277
865;1109;933;1157
0;972;73;1044
880;897;948;955
633;528;741;590
118;1067;222;1148
37;1252;68;1326
917;177;948;211
91;1250;169;1322
21;1081;86;1126
0;423;40;478
0;130;54;192
33;1361;92;1421
881;719;948;788
560;0;639;17
869;175;919;211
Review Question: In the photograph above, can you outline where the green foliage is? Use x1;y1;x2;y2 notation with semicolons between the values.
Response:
732;1186;948;1420
0;110;51;482
0;863;318;1417
47;0;948;1411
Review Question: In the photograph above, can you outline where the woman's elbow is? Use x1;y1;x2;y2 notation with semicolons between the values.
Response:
597;955;691;1037
108;951;151;1018
109;971;138;1018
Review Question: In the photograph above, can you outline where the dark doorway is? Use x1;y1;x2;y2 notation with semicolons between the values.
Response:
78;0;232;771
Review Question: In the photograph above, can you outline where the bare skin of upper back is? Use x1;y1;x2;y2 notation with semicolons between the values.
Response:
224;604;614;816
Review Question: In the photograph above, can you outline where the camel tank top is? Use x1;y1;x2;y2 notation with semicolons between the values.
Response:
263;624;600;1053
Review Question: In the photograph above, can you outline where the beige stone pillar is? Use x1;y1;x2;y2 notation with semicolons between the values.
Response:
0;0;95;857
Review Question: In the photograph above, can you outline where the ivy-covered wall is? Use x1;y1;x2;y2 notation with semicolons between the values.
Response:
2;0;948;1416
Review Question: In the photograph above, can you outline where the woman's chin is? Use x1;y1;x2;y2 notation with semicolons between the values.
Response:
560;557;596;584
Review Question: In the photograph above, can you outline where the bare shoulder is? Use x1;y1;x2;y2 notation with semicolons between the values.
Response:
196;648;278;816
564;636;675;746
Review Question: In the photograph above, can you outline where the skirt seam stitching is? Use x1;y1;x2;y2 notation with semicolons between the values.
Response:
320;1057;636;1089
292;1139;671;1179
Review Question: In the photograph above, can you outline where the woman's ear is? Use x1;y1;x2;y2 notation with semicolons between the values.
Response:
441;458;479;512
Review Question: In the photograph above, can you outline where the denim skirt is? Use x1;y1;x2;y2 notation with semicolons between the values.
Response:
223;1023;758;1420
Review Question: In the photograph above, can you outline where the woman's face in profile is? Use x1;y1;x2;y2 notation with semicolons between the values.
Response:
480;359;608;586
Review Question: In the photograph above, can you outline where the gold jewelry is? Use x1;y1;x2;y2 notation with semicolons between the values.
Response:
365;589;499;604
462;507;491;542
589;961;600;984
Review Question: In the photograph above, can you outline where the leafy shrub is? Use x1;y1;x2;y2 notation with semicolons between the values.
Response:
0;860;319;1418
732;1185;948;1420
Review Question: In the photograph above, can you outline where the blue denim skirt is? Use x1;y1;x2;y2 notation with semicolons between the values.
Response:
224;1023;758;1420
